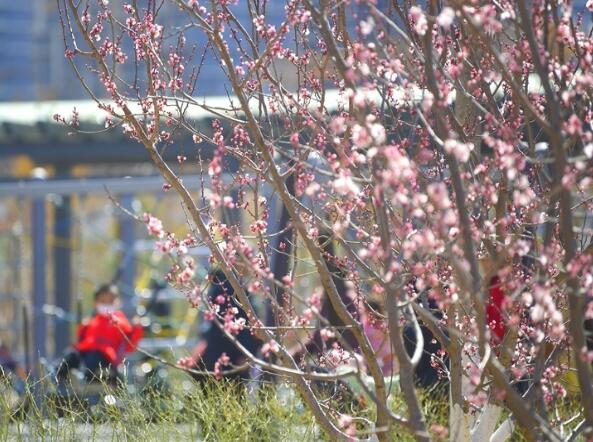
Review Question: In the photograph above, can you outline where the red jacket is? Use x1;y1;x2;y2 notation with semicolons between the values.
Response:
486;276;506;343
75;311;143;365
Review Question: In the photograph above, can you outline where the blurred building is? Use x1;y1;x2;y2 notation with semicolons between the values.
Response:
0;0;288;101
0;0;399;102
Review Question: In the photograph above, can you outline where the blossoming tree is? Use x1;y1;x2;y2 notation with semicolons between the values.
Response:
59;0;593;440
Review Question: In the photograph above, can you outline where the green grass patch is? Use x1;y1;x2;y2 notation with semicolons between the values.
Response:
0;376;317;442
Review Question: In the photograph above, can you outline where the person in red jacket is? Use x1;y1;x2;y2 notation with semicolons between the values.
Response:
486;275;507;344
56;284;143;382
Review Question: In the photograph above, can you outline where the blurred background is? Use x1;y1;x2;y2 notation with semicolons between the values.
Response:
0;0;289;374
0;0;590;377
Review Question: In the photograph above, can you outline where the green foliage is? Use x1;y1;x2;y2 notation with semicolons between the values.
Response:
0;376;471;441
4;375;581;441
0;376;317;442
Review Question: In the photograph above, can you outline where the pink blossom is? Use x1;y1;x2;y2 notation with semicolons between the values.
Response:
409;6;428;36
177;356;195;368
360;17;375;36
338;414;352;429
261;339;279;357
177;265;195;284
325;346;351;368
144;213;165;238
320;328;335;341
329;117;347;135
444;139;474;162
369;123;386;145
421;91;434;113
437;7;455;30
333;172;360;196
222;196;235;208
564;114;583;136
214;353;231;380
351;124;371;147
155;240;172;254
302;308;315;323
203;309;216;322
249;219;268;233
530;304;545;323
305;182;320;197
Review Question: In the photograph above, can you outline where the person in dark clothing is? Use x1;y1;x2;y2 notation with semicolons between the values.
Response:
186;270;259;384
0;343;22;377
403;293;448;388
0;341;26;395
289;235;359;365
403;276;506;389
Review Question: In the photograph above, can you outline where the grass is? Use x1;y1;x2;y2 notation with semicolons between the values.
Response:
0;372;449;441
0;375;318;442
0;372;453;441
0;372;585;441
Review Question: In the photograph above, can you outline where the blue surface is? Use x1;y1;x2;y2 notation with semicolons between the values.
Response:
0;1;589;102
0;0;287;101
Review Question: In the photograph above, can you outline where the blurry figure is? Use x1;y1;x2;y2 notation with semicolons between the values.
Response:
480;256;509;346
0;341;26;395
362;301;397;377
289;235;358;364
0;341;26;379
56;284;143;382
184;270;259;384
486;275;507;345
403;293;447;388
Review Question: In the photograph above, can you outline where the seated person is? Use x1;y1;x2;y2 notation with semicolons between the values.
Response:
56;284;143;382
